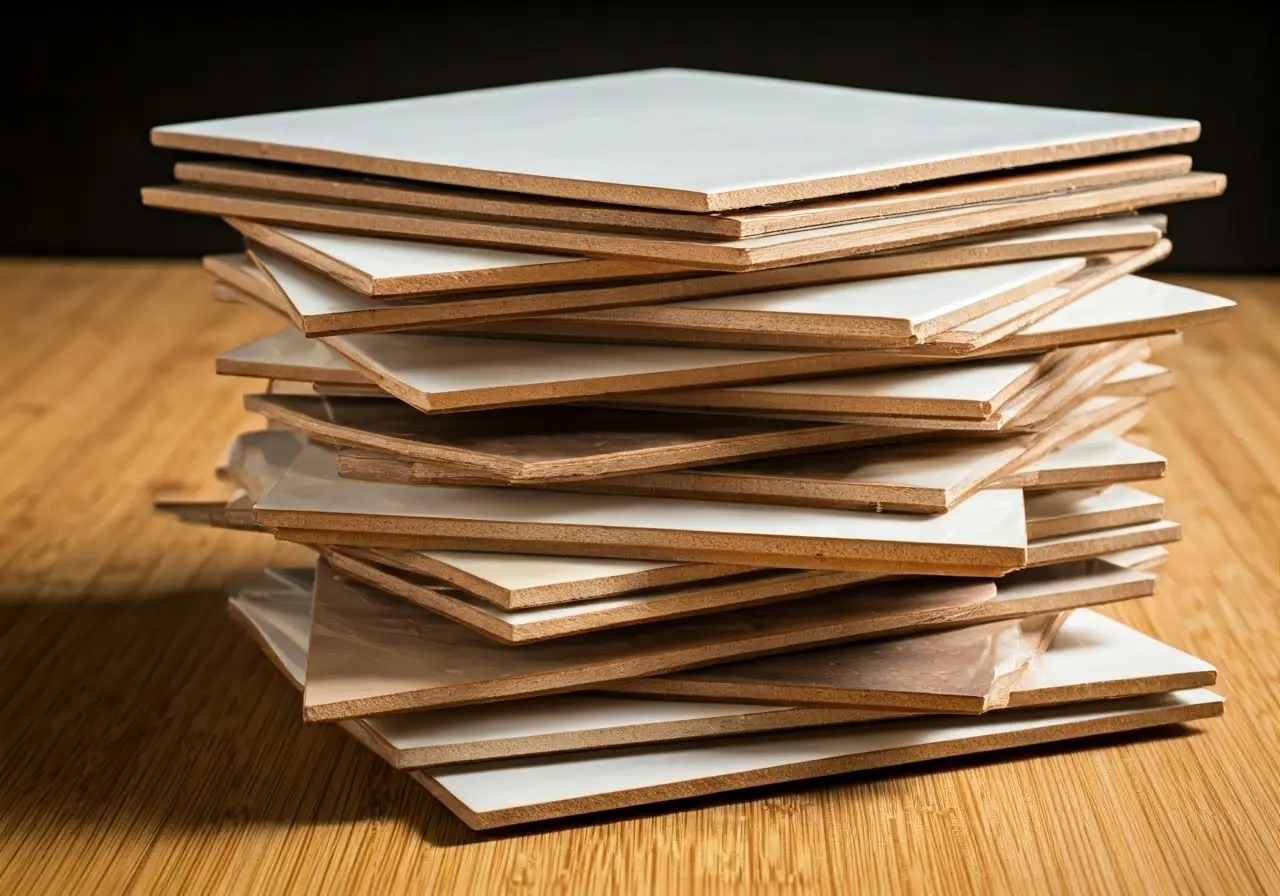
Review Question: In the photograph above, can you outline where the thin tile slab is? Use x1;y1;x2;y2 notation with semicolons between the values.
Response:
237;221;678;296
213;277;1226;400
344;400;1149;610
337;394;1125;514
210;247;719;332
319;329;952;414
255;445;1029;575
338;434;1036;513
917;243;1168;353
234;584;1214;773
458;242;1164;351
1026;520;1181;566
141;173;1222;271
345;549;741;609
242;394;922;483
1099;545;1169;571
1024;485;1164;539
209;261;295;322
993;432;1166;490
608;343;1106;424
214;326;946;396
972;275;1236;355
698;339;1146;433
159;429;304;530
325;549;876;643
302;557;1153;720
228;584;892;766
205;216;1169;337
1000;342;1151;431
609;601;1213;712
155;497;257;530
176;154;1192;239
418;689;1222;828
271;238;1081;336
238;326;953;414
219;429;307;500
216;428;304;495
612;353;1056;420
1099;361;1175;397
319;486;1151;644
1012;394;1147;446
603;611;1068;711
441;252;1094;350
151;69;1198;212
215;328;368;384
1005;608;1213;705
533;395;1114;511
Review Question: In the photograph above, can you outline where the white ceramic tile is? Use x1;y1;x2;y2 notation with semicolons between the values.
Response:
1014;610;1214;694
724;356;1040;401
418;551;683;590
1024;484;1163;522
156;69;1196;210
273;225;576;276
1021;276;1235;335
257;445;1029;551
670;257;1082;323
426;689;1220;814
326;329;813;392
1020;432;1165;475
1107;360;1169;385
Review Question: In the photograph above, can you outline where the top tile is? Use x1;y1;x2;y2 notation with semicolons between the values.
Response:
153;69;1198;212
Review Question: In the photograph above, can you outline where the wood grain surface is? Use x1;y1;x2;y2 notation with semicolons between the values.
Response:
0;261;1275;895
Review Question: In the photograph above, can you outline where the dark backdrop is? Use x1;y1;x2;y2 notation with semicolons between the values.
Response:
3;6;1275;271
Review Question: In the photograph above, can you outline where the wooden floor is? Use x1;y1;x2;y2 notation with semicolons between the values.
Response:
0;261;1277;895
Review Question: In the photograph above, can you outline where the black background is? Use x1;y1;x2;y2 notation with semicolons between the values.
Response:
3;5;1275;271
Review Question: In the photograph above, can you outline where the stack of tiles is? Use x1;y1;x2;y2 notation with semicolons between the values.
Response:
149;69;1233;830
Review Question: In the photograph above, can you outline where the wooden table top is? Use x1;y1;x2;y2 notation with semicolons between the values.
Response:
0;261;1276;895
